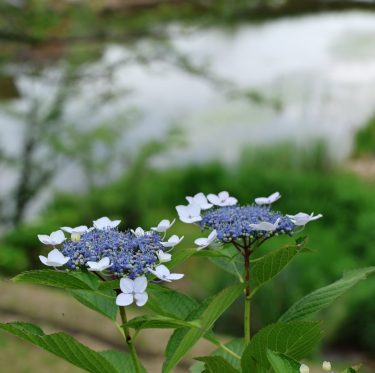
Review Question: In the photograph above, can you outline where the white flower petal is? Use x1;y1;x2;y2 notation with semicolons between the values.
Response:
195;238;208;247
98;257;110;267
133;276;148;293
39;255;48;266
116;293;134;306
120;278;134;293
93;217;121;230
48;249;65;263
134;292;148;307
60;227;73;234
168;273;184;281
157;250;172;263
38;235;51;245
50;230;66;244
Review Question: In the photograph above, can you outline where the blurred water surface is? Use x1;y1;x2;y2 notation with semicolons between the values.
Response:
1;11;375;217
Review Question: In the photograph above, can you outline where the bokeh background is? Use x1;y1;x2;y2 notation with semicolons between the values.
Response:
1;1;375;372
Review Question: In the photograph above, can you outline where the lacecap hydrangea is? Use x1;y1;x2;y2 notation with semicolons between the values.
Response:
176;191;322;250
37;216;184;307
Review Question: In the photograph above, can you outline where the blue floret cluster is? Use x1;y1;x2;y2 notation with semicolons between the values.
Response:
199;205;295;242
61;229;164;279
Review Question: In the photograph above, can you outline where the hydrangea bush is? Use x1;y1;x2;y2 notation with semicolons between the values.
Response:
0;191;373;373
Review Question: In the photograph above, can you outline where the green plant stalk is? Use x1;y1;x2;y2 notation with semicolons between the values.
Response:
244;247;251;344
119;306;143;373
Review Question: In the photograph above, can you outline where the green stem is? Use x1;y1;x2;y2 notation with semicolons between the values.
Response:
244;247;251;344
119;306;143;373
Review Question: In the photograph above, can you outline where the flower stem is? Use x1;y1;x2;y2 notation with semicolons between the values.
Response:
244;247;251;344
119;306;143;373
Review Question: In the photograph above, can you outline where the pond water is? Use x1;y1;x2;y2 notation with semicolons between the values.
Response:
1;11;375;218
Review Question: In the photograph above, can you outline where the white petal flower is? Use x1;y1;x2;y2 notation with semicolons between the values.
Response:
93;217;121;230
176;204;202;224
186;192;213;210
61;225;89;234
116;276;148;307
161;235;184;248
38;230;66;246
151;219;175;233
249;218;281;232
39;249;70;267
131;227;145;237
286;212;323;226
207;191;238;207
322;361;331;371
299;364;310;373
157;250;172;263
255;191;281;205
194;230;217;250
148;265;184;282
86;257;112;272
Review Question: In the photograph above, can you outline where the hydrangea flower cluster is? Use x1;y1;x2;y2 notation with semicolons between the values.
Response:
37;216;184;307
176;191;322;249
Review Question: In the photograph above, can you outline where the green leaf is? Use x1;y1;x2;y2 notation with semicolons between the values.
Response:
252;243;304;289
0;322;123;373
195;356;240;373
279;266;375;322
13;270;99;290
163;283;244;373
241;321;321;372
99;350;146;373
267;350;300;373
190;339;244;373
126;315;201;330
209;246;244;277
341;367;360;373
146;283;200;320
69;289;118;321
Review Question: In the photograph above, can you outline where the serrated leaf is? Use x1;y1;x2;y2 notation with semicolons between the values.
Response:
279;266;375;322
127;315;200;330
252;244;303;289
99;350;146;373
190;339;244;373
241;321;321;372
267;350;300;373
195;356;240;373
146;283;200;320
0;322;123;373
163;283;244;373
13;270;99;290
69;288;118;321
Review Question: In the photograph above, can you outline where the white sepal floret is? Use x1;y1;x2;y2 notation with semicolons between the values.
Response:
93;217;121;230
38;230;66;246
148;265;184;282
249;218;281;232
161;235;184;248
194;230;217;250
286;212;323;226
151;219;176;233
186;192;213;210
116;276;148;307
255;191;281;205
86;257;112;272
207;191;237;207
39;249;70;267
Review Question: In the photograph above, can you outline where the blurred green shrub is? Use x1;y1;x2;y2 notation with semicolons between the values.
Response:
353;115;375;157
1;141;375;354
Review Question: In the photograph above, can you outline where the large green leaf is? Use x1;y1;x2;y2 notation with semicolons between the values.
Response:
252;242;305;289
163;283;244;373
195;356;240;373
126;315;201;330
208;246;244;277
13;270;99;290
146;283;200;320
241;321;321;372
69;288;118;321
0;322;131;373
266;350;300;373
99;350;147;373
190;339;244;373
279;267;375;322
